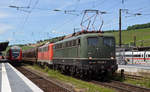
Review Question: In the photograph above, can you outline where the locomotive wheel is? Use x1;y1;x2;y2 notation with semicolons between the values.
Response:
88;70;92;80
60;66;65;74
75;68;80;78
84;70;89;80
43;63;47;68
54;65;57;70
79;69;84;79
70;67;73;76
99;71;110;81
66;66;71;75
70;66;75;76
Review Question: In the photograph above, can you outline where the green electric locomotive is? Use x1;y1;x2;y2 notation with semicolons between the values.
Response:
53;31;118;79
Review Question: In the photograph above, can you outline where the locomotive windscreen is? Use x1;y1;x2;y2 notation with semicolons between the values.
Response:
103;37;115;47
87;36;115;59
87;37;98;46
11;49;20;58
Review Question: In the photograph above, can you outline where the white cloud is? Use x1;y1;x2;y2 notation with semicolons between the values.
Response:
0;23;13;34
0;12;9;18
7;37;13;41
51;30;66;35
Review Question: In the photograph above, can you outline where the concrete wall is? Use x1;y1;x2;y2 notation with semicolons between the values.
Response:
118;65;150;78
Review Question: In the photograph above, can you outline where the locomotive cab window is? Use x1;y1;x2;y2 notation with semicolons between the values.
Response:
103;37;114;47
72;40;76;46
11;49;20;52
66;42;69;47
87;37;98;46
77;39;80;45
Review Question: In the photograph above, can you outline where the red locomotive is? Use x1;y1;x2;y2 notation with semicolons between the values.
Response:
6;46;22;62
38;43;53;64
0;52;4;59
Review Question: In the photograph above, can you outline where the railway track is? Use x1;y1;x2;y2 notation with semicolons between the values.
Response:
92;80;150;92
15;64;150;92
124;74;150;80
16;66;72;92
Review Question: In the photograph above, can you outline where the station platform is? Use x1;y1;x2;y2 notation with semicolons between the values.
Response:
0;62;44;92
118;64;150;77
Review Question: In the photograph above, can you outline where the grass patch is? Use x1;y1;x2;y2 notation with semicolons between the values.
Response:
110;28;150;46
124;78;150;88
27;64;115;92
21;45;34;51
112;75;125;82
113;73;150;88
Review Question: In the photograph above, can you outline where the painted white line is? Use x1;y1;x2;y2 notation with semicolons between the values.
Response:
1;63;12;92
8;63;44;92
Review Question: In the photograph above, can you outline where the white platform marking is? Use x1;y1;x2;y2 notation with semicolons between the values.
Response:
1;63;12;92
8;63;44;92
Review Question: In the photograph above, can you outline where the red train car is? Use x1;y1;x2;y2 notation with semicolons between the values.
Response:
38;43;53;64
0;52;4;59
6;46;22;62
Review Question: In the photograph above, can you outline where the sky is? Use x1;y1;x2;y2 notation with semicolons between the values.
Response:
0;0;150;45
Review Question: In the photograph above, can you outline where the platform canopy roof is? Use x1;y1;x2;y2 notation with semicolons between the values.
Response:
0;41;9;51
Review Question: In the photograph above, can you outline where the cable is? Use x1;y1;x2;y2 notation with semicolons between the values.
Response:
20;13;31;30
9;0;40;45
95;0;121;29
28;0;32;8
92;0;96;8
30;0;39;11
32;7;52;11
51;14;82;35
94;0;107;9
74;0;80;10
121;0;128;9
20;0;39;31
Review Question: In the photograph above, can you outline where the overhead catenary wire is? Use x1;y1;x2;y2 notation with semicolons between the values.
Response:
92;0;96;8
95;0;122;31
94;0;107;9
101;0;148;31
8;0;40;44
50;1;117;31
27;0;32;8
51;14;82;35
7;0;150;44
19;0;39;31
74;0;80;10
121;0;127;9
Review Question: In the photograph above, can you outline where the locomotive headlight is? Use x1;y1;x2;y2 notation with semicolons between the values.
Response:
89;57;92;60
111;57;114;59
